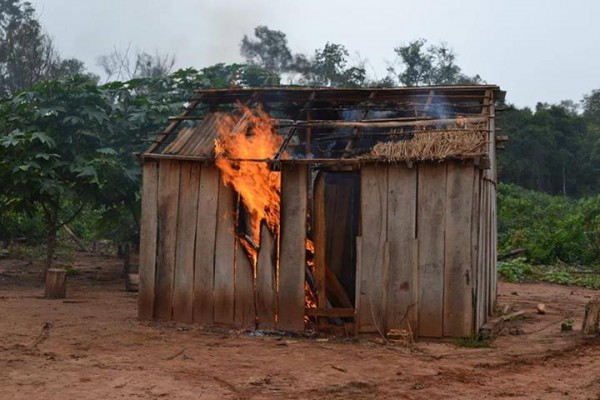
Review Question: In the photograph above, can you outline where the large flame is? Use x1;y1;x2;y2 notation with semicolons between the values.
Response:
214;104;283;262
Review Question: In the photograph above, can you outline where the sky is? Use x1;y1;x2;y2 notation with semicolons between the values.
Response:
30;0;600;108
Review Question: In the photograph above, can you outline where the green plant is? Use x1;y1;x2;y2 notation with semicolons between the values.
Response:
561;319;574;332
454;335;494;348
63;265;81;277
498;257;533;282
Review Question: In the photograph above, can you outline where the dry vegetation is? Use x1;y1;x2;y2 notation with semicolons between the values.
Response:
368;128;487;162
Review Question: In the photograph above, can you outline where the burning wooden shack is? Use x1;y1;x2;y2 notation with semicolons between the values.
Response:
138;85;504;338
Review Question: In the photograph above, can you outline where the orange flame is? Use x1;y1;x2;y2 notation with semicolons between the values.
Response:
214;104;283;261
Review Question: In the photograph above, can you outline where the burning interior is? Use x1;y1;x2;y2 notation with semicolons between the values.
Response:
138;86;504;338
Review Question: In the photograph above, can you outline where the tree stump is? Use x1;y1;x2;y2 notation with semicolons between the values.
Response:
582;298;600;335
125;273;139;292
45;268;66;299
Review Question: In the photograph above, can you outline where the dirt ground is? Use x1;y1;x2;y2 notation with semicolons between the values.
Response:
1;252;599;400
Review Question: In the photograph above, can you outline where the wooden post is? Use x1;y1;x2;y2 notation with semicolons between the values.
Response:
45;268;66;299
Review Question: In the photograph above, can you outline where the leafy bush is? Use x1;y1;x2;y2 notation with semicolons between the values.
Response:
498;183;600;266
498;257;533;282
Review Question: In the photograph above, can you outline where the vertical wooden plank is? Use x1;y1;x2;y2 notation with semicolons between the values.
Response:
193;165;219;325
477;178;487;327
138;162;159;320
313;172;327;309
354;236;363;336
386;164;418;334
357;165;388;333
213;180;236;326
443;162;474;337
256;224;276;329
172;163;200;323
154;160;181;320
417;163;447;337
481;182;490;322
490;101;498;312
471;168;482;331
235;240;256;329
490;184;498;314
278;164;308;331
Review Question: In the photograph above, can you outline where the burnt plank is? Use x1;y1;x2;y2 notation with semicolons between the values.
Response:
193;165;220;325
386;164;418;333
443;162;474;337
278;164;307;331
358;165;388;333
256;223;276;329
172;162;200;323
213;179;236;326
313;172;327;309
154;160;181;320
138;161;159;320
234;240;256;329
417;163;447;337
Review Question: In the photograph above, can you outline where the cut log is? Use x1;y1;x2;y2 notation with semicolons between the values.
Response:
45;268;66;299
582;298;600;335
126;273;140;292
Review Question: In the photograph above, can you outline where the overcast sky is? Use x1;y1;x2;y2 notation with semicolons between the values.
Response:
31;0;600;108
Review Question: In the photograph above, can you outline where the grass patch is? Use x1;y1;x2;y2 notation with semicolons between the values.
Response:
455;335;494;348
498;258;600;289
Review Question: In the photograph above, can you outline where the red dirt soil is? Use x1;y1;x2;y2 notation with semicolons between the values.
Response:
1;252;599;400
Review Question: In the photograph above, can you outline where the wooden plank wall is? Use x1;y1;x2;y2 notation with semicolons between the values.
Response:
141;157;495;337
140;160;285;330
358;161;484;337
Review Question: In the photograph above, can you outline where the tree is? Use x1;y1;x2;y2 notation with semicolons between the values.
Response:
240;26;293;74
96;46;176;82
0;0;91;96
303;43;366;87
497;102;592;197
0;77;129;269
390;39;482;86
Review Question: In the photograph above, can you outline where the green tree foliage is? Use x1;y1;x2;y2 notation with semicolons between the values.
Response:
299;43;366;87
497;101;598;197
498;183;600;265
0;77;129;267
0;0;92;96
240;26;365;87
390;39;482;86
240;26;293;74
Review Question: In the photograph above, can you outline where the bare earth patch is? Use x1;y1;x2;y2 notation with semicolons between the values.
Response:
1;253;599;400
